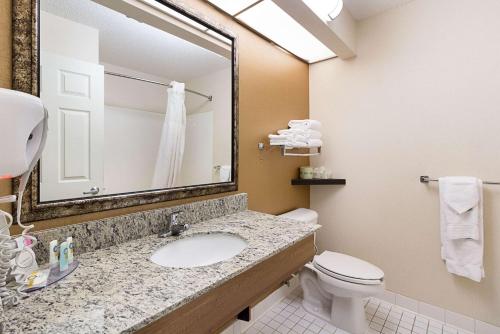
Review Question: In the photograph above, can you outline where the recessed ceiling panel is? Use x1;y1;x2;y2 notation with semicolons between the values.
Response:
236;0;335;63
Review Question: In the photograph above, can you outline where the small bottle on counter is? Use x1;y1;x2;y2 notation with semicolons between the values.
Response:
59;241;69;271
67;237;74;264
49;240;59;268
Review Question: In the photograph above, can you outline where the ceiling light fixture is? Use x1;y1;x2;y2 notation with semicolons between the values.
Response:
329;0;343;20
207;0;337;63
302;0;344;22
236;0;335;62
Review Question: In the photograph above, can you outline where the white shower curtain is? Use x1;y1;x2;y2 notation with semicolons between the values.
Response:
152;82;186;188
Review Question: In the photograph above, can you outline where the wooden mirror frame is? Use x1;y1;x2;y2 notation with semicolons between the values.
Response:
12;0;239;222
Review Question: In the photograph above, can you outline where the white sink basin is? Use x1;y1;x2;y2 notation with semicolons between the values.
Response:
151;233;247;268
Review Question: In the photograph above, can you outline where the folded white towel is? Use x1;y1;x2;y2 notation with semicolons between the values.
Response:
269;131;322;148
439;177;484;282
288;119;322;130
440;177;481;240
270;139;322;148
270;140;305;147
268;134;289;140
270;133;308;144
218;165;231;182
307;139;322;148
277;129;322;139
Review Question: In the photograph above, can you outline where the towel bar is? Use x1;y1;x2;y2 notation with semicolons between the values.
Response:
281;146;321;157
420;175;500;185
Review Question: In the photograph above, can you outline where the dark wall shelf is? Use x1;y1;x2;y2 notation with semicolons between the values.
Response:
291;178;347;185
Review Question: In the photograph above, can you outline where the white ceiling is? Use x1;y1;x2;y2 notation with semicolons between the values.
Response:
41;0;231;81
343;0;415;20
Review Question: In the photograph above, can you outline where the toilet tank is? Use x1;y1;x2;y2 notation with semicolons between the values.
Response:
279;208;318;224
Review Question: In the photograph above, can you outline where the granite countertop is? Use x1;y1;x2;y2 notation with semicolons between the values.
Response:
3;210;320;334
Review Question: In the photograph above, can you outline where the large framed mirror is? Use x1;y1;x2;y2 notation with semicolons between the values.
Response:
13;0;238;222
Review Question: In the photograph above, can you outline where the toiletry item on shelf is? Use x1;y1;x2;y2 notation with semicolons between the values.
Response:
313;167;326;179
67;237;74;264
59;241;69;271
49;240;59;268
300;166;313;179
313;168;321;179
323;169;333;179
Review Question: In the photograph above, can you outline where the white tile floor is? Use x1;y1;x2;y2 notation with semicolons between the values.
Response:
243;290;473;334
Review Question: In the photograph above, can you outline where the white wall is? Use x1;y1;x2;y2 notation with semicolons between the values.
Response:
310;0;500;326
104;105;162;194
177;111;214;187
40;11;98;63
102;64;168;194
186;67;233;176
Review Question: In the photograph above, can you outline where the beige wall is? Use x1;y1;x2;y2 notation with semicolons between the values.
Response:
1;0;309;234
310;0;500;326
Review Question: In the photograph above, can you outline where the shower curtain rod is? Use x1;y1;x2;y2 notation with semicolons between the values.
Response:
104;71;213;101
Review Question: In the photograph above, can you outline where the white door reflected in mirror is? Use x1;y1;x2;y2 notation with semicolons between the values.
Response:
40;52;104;201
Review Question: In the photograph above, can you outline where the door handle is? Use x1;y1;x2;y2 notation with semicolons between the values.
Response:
83;187;100;195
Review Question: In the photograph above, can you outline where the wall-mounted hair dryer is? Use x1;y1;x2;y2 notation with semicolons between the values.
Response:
0;89;46;179
0;88;48;308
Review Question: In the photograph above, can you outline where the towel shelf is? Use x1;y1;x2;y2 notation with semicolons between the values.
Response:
291;178;346;185
280;146;321;157
420;175;500;185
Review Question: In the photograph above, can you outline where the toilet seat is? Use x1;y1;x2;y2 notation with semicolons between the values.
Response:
313;251;384;285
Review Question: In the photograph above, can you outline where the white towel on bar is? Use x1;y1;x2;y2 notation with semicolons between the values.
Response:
277;128;322;139
439;177;484;282
218;165;231;182
269;133;307;144
288;119;322;130
268;134;291;144
306;139;322;148
269;139;322;148
268;134;288;140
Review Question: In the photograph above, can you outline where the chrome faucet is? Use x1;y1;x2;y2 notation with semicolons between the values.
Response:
158;211;189;238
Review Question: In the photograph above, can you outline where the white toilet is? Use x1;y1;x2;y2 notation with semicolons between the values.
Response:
280;209;385;334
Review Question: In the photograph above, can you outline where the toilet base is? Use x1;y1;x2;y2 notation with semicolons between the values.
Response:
302;294;368;334
331;295;367;334
300;265;380;334
302;298;331;323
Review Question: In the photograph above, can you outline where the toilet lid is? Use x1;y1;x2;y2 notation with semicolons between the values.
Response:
313;251;384;285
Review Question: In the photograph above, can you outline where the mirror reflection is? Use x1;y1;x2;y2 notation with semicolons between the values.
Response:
39;0;233;202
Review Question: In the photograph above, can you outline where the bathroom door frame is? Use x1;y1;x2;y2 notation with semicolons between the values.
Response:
11;0;239;223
